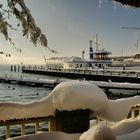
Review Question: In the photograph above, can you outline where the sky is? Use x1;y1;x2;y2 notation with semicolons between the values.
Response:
0;0;140;64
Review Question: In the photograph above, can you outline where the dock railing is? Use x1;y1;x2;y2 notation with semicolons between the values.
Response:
22;66;140;78
0;105;140;139
130;105;140;118
0;116;56;139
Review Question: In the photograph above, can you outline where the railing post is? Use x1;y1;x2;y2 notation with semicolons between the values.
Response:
55;109;90;133
96;115;100;124
21;123;25;136
6;125;10;139
131;108;135;118
127;72;129;77
35;122;39;133
48;118;56;132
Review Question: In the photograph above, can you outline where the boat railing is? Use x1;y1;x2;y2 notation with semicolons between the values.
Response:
0;105;140;139
22;67;140;78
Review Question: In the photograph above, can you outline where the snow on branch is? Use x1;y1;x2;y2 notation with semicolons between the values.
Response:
113;0;140;8
0;0;57;53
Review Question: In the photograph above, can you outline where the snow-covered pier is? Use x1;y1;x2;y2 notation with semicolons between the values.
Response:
0;76;58;88
0;76;140;92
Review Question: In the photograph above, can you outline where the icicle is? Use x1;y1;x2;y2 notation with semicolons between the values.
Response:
113;2;117;13
99;0;102;9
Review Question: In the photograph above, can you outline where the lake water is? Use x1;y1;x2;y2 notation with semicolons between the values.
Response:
0;64;55;103
0;64;56;139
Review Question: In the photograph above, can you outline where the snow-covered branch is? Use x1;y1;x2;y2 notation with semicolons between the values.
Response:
0;0;57;53
113;0;140;8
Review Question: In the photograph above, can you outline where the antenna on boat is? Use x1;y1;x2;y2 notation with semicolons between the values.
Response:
134;39;140;53
94;34;100;51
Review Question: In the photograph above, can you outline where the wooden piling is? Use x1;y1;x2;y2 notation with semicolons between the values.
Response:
55;109;91;133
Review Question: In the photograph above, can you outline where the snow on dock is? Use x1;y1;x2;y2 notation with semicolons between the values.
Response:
0;75;140;91
0;75;58;88
89;80;140;90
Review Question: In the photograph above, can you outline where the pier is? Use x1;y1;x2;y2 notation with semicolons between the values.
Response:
0;75;140;92
22;67;140;84
0;76;58;88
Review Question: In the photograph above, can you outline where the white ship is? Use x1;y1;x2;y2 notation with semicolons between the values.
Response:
44;35;112;70
112;54;140;67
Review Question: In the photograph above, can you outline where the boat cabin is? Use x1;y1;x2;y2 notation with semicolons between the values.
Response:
91;49;112;68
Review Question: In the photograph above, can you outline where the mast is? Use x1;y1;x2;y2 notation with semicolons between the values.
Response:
94;34;100;51
122;26;140;53
135;39;140;53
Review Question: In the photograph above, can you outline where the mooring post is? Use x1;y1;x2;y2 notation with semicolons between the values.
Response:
54;109;91;133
